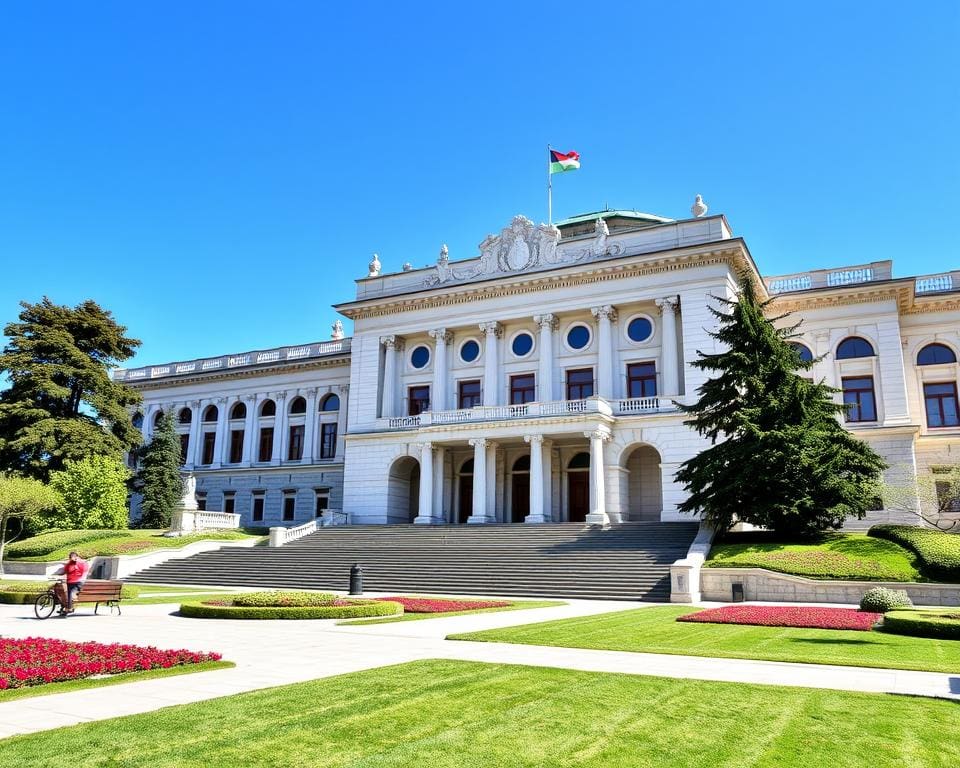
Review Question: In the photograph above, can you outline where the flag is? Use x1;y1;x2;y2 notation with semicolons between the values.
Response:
549;149;580;174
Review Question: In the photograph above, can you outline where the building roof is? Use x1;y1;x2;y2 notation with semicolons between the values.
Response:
555;209;674;228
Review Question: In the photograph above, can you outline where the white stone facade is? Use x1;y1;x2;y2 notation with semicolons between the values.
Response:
117;209;960;528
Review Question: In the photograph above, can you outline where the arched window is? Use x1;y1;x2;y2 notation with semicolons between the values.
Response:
178;407;192;425
132;412;144;429
230;402;247;420
512;455;531;472
789;342;814;363
320;393;340;412
836;336;875;359
289;396;307;414
260;399;276;417
202;405;218;422
460;458;474;474
568;452;590;470
917;343;957;366
153;411;164;427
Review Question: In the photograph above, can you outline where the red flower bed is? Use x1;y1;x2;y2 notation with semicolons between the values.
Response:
377;596;512;613
677;605;882;631
0;637;222;690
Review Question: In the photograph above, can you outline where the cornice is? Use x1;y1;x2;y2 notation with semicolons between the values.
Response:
129;355;351;392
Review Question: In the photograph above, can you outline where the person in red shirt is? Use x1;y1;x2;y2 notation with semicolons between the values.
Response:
54;551;88;615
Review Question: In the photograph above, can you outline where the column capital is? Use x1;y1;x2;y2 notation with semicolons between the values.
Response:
428;328;453;345
583;428;612;442
338;383;351;393
479;321;503;338
533;313;558;331
188;400;200;409
591;305;618;322
468;438;488;449
655;296;680;313
419;441;434;451
215;396;227;405
303;387;319;398
523;434;545;446
275;391;288;401
381;334;406;350
242;393;257;403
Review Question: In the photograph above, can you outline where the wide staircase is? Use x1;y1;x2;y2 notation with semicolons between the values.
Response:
128;522;699;601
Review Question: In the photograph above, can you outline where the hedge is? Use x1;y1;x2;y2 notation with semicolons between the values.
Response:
0;591;40;604
5;530;123;559
232;591;338;608
868;525;960;582
0;582;139;604
882;609;960;640
179;599;402;620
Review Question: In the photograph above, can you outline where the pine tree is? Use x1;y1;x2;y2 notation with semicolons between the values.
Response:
0;298;142;480
136;411;183;529
676;275;887;537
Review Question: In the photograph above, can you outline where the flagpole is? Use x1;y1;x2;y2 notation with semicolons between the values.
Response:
547;144;552;225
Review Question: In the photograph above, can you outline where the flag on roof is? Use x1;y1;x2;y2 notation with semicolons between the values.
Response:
549;149;580;174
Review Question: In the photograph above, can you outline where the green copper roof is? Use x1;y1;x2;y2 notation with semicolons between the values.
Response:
556;209;674;226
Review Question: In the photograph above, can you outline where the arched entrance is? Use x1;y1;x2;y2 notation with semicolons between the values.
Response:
510;455;530;523
387;456;420;523
567;452;590;522
621;444;663;522
457;458;474;524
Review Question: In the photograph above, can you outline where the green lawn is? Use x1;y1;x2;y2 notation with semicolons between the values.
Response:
337;599;564;625
705;532;923;581
449;606;960;674
0;661;955;767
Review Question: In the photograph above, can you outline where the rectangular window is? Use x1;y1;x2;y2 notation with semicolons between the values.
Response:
458;379;482;409
179;434;190;465
223;493;235;515
258;427;274;462
201;432;216;465
320;423;337;459
924;382;960;428
935;480;960;513
196;493;207;511
252;494;265;522
282;494;296;522
229;430;244;464
510;374;536;405
409;385;431;415
626;362;658;398
566;368;594;400
842;376;877;422
288;425;305;461
315;490;330;518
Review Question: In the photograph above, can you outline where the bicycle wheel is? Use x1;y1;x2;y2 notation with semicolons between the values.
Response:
34;591;59;619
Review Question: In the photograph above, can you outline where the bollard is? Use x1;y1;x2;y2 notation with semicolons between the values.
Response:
349;563;363;595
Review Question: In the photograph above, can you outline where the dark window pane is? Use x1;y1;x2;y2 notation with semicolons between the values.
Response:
511;333;533;357
290;397;307;415
842;377;876;422
918;343;957;366
260;400;276;417
178;408;192;425
459;379;482;409
460;340;480;363
202;405;218;422
201;432;216;465
229;430;244;463
320;423;337;458
288;425;304;461
224;495;235;514
836;337;875;359
409;386;431;415
789;342;814;362
566;325;590;350
510;374;536;404
627;317;652;343
282;496;296;522
566;368;594;399
230;402;246;420
411;346;431;369
321;394;340;411
627;362;657;398
252;496;264;521
258;427;274;462
179;433;190;465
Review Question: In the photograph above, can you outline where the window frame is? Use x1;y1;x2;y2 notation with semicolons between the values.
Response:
458;379;482;409
841;375;877;423
282;494;296;522
565;367;594;400
201;431;216;465
320;422;337;459
923;381;960;428
228;429;244;464
257;427;274;462
288;424;305;461
626;361;658;399
510;373;536;405
408;385;431;415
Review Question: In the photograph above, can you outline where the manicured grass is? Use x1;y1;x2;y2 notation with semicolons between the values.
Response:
337;599;564;625
125;592;240;606
6;529;263;562
870;524;960;582
448;605;960;674
124;584;228;595
0;661;234;703
705;532;923;581
0;660;955;767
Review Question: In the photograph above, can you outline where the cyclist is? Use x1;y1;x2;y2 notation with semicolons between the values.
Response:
53;550;88;615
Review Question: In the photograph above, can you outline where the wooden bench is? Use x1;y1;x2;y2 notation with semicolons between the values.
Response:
72;580;124;615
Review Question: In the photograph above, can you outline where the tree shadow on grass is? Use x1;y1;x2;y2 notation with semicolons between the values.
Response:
785;637;879;645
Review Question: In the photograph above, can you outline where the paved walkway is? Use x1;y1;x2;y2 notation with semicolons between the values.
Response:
0;597;956;740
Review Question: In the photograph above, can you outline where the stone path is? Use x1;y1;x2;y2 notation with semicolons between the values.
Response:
0;597;956;740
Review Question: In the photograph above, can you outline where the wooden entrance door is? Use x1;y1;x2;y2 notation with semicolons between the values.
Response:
568;472;589;522
511;474;529;523
458;475;473;524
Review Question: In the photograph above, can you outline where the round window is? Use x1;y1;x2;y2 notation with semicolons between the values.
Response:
410;345;431;369
511;332;534;357
566;325;591;350
460;339;480;363
627;317;653;343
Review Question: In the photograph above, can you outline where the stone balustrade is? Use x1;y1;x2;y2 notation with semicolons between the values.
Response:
268;519;318;547
168;509;241;536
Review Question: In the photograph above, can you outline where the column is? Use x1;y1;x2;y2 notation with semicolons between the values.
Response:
187;400;201;468
414;442;435;524
479;322;502;406
432;445;446;521
468;438;491;523
335;384;349;459
380;336;402;418
525;435;546;523
534;314;557;402
272;392;287;463
214;397;229;466
486;442;499;521
141;404;158;444
301;388;318;464
584;429;611;524
428;328;451;411
656;296;680;397
591;305;618;400
241;394;257;465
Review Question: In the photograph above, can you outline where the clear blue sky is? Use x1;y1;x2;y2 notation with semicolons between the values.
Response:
1;2;957;369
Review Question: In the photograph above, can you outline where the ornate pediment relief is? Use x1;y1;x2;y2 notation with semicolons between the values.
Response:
425;215;623;286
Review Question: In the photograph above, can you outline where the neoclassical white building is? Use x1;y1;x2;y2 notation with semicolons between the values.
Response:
118;203;960;529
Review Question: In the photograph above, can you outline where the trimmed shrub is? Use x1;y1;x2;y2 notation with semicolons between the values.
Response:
0;581;138;604
859;587;913;613
5;530;122;559
883;609;960;640
232;591;338;608
179;599;402;621
868;525;960;582
0;591;41;604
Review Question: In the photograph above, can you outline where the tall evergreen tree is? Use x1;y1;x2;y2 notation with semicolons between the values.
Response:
136;411;183;529
0;298;142;480
676;275;886;537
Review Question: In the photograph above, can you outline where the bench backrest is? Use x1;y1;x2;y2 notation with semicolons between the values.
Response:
76;580;123;600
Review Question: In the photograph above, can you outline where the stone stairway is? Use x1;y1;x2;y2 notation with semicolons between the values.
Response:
128;522;700;601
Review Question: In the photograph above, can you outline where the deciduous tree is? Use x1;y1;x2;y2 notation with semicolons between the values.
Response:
41;455;132;532
0;475;62;574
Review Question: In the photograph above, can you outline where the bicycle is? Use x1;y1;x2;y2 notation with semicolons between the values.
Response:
34;579;65;619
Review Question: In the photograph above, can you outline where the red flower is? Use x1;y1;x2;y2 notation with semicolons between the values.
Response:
376;597;512;613
676;605;882;631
